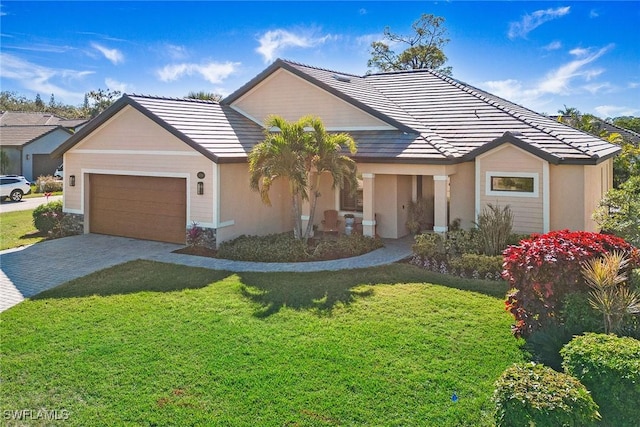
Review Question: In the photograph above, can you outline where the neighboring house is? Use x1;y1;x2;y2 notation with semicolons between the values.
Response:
53;59;620;245
0;112;88;181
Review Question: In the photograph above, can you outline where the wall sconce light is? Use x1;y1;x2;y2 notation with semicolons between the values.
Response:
69;175;76;187
197;181;204;195
26;154;30;160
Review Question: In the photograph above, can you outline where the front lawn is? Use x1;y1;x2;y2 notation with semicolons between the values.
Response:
0;209;45;250
0;261;523;426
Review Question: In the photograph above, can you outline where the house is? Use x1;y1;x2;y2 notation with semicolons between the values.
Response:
52;59;620;245
0;112;88;181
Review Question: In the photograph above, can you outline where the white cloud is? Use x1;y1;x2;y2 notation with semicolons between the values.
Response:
594;105;639;118
164;44;189;60
156;61;239;84
508;6;571;39
537;44;613;94
543;41;562;51
256;29;334;63
589;9;599;19
0;52;91;102
105;78;130;94
91;42;124;65
480;44;615;111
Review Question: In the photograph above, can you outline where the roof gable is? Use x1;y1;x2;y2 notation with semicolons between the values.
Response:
229;67;394;130
52;95;264;163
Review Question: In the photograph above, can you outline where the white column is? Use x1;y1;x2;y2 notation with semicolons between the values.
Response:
362;173;376;237
433;175;449;233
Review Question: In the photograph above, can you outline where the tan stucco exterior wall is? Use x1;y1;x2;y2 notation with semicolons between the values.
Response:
449;161;475;230
231;69;392;129
63;107;216;230
478;144;545;234
216;163;293;243
549;160;611;232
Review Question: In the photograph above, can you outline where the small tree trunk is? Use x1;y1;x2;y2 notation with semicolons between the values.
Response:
303;174;322;243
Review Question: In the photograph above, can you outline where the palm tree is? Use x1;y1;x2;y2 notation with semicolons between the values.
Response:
303;117;357;240
248;115;312;240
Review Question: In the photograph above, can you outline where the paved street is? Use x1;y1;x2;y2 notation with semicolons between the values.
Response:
0;195;63;213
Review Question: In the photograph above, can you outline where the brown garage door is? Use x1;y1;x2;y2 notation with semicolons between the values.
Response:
90;174;186;244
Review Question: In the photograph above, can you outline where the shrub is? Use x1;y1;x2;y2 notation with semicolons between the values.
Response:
311;234;383;260
503;230;640;338
475;203;513;256
217;233;309;262
32;200;63;234
34;175;63;193
406;198;433;234
561;333;640;426
493;362;600;427
449;254;503;278
412;232;446;260
582;252;640;334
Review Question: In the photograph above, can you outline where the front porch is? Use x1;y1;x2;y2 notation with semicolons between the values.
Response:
302;162;474;239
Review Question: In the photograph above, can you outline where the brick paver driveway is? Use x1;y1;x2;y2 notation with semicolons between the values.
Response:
0;234;181;312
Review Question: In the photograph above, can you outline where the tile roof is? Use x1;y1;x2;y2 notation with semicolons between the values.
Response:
55;58;621;165
0;125;70;147
269;60;619;163
52;95;264;163
0;111;88;129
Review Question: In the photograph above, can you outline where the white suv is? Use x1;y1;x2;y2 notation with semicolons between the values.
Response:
0;175;32;201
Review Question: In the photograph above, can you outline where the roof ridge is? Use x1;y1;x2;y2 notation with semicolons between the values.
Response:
280;58;362;78
434;74;599;158
127;93;219;104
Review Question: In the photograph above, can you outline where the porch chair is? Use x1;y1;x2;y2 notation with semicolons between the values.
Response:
321;209;341;237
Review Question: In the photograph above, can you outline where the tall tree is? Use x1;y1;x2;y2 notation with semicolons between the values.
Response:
84;88;122;117
186;91;222;102
34;94;44;110
368;14;452;75
303;117;357;241
558;107;640;188
249;115;312;240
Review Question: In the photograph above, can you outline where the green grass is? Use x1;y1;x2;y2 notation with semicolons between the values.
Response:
0;261;523;426
0;209;45;250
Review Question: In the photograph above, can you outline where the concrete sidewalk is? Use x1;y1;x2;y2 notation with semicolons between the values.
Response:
0;234;414;312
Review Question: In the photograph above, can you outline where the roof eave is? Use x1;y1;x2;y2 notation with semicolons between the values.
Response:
462;131;562;164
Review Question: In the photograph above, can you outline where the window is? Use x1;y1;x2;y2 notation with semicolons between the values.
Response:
491;176;534;192
486;172;538;197
340;178;363;212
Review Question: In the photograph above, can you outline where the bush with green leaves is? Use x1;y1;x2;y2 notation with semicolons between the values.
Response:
217;233;309;262
311;234;383;260
217;233;383;262
561;333;640;426
493;362;600;427
449;254;503;279
475;203;513;256
34;175;63;193
593;175;640;247
32;200;63;234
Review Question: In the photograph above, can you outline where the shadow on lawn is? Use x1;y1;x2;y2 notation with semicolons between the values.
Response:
31;260;233;300
237;263;509;317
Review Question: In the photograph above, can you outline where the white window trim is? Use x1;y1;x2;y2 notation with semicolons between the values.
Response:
485;171;539;198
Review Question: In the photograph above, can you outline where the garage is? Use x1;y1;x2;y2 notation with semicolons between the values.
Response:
89;174;187;244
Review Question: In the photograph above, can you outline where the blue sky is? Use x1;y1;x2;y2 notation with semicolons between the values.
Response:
1;1;639;118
